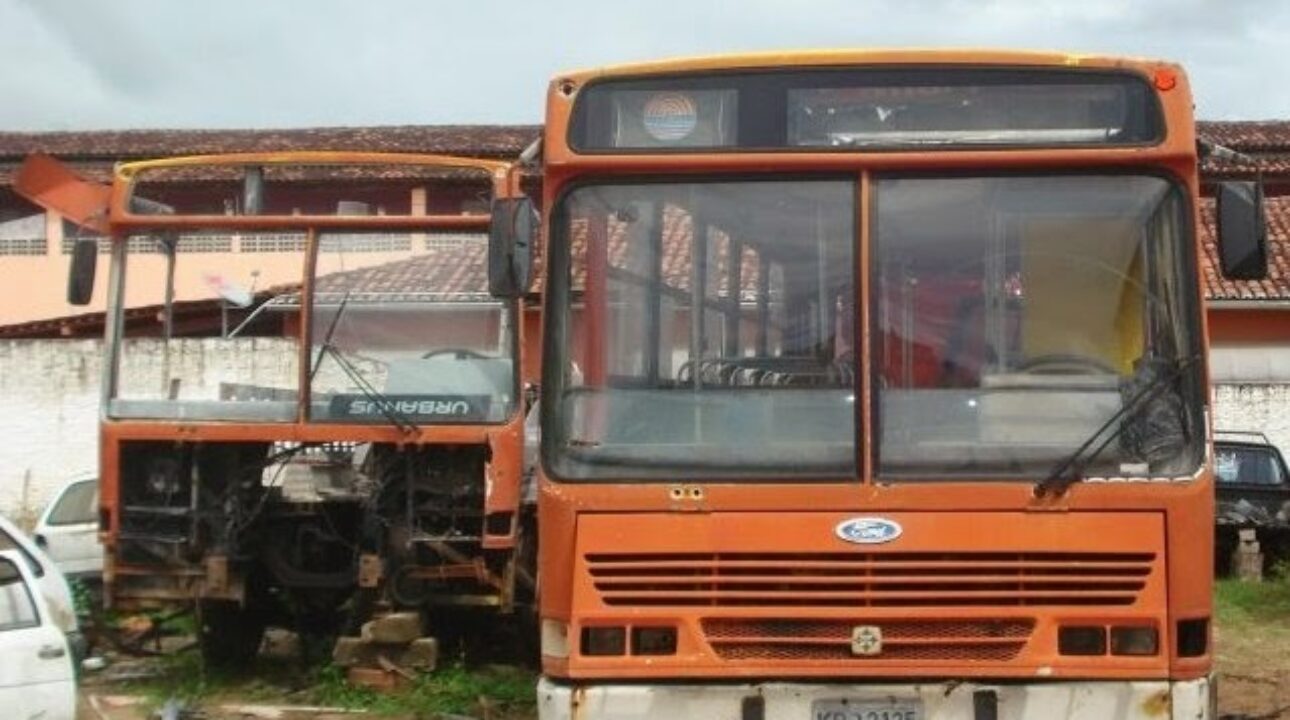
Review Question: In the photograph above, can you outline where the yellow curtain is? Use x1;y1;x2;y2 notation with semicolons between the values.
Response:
1018;219;1144;374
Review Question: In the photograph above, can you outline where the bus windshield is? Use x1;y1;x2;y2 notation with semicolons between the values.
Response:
547;179;857;480
309;233;516;424
109;231;517;425
874;175;1202;478
546;174;1203;481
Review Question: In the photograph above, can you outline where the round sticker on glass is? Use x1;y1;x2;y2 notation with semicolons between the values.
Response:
642;92;698;142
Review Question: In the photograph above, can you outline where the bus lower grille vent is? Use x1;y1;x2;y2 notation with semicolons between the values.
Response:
702;617;1035;662
585;552;1153;608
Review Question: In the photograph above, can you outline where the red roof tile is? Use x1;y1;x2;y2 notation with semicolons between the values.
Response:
277;238;492;302
0;125;540;186
1198;121;1290;152
0;125;539;160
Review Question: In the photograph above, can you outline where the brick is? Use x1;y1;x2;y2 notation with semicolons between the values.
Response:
346;666;405;693
399;638;438;671
360;612;424;645
332;635;437;672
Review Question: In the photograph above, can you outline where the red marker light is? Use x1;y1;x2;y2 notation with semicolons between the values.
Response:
1154;68;1177;92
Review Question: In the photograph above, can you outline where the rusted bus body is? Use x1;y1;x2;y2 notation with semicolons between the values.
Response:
535;51;1219;718
18;152;536;654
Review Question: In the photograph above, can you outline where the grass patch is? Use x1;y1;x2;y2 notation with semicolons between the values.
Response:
1215;565;1290;625
311;661;537;718
108;649;536;719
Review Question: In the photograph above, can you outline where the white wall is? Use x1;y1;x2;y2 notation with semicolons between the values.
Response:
0;338;297;523
1213;384;1290;456
0;339;101;524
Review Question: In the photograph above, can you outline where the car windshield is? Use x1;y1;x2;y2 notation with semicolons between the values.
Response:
0;557;38;631
46;480;97;526
1216;445;1286;486
874;175;1202;478
546;179;857;480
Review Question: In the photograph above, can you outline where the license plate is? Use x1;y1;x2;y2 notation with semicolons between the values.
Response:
811;699;923;720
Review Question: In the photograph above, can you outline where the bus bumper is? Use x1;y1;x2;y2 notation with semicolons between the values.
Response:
537;676;1214;720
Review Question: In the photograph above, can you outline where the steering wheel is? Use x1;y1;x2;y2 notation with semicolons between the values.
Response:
421;348;489;360
1016;353;1118;375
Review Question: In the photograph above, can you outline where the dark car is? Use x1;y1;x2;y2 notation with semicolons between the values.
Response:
1215;432;1290;526
1214;431;1290;575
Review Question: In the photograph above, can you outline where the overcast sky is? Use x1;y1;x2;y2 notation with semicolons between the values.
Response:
1;0;1285;131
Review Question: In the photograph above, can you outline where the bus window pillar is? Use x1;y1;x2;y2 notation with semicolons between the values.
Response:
584;210;608;387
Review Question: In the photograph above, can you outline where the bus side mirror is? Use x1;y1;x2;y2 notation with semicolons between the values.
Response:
67;238;97;306
489;197;536;298
1217;180;1268;281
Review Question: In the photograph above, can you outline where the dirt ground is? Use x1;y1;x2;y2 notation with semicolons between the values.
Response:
1212;611;1284;717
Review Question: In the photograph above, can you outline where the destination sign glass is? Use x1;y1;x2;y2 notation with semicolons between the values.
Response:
570;68;1162;152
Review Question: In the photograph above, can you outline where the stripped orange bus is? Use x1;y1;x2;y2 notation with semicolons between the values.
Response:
529;50;1267;719
16;152;539;663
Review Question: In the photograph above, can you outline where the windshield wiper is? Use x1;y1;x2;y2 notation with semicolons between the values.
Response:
321;345;417;434
310;292;417;434
1034;353;1199;498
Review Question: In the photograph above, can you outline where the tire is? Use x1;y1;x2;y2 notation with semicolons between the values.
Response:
198;600;266;667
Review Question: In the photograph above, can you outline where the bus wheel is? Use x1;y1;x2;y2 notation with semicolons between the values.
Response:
198;600;266;667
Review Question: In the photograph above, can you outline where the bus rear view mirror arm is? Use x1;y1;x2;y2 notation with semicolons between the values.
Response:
1216;179;1269;281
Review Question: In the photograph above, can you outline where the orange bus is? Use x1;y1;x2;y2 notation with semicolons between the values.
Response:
528;50;1267;719
17;152;539;663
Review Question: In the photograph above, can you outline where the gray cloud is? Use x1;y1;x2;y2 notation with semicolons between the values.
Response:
1;0;1286;130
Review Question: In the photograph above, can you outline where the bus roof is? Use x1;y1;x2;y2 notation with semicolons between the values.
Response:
553;48;1182;85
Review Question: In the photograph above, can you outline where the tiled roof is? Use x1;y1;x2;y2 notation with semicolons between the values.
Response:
1197;122;1290;179
0;125;539;160
2;121;1290;184
1200;195;1290;301
269;237;492;304
0;125;540;185
566;209;761;299
1197;121;1290;152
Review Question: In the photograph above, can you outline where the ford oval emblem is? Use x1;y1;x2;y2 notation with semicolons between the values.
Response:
835;517;903;545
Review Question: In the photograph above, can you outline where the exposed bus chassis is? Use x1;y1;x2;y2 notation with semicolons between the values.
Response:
108;435;533;642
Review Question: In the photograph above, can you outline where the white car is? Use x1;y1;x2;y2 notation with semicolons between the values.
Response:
34;475;102;581
0;549;77;719
0;513;83;658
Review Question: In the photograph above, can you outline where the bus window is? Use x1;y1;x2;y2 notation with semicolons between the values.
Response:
874;174;1201;478
550;179;856;480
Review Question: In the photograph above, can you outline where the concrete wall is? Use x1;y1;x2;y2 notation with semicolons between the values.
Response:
0;339;100;524
0;338;297;523
1209;341;1290;454
1213;384;1290;455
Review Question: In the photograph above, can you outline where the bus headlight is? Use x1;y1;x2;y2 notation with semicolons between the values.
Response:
1058;626;1107;655
1110;626;1159;656
631;626;677;656
581;626;627;656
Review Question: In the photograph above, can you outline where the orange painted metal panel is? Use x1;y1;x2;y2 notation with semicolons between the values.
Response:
558;511;1168;680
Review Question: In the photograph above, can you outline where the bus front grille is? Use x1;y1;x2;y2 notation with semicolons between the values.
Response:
585;551;1154;608
702;617;1035;662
